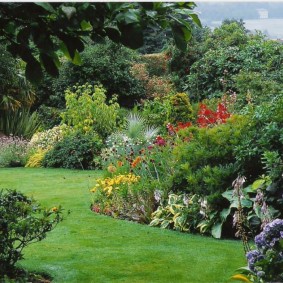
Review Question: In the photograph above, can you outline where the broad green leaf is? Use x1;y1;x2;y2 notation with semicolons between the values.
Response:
72;50;82;65
211;222;222;238
81;20;92;31
59;42;72;60
4;21;16;34
222;190;234;201
121;10;140;24
149;218;161;227
190;14;202;28
220;207;231;222
160;220;170;229
230;199;253;208
247;215;261;227
251;179;265;190
59;42;81;65
171;24;191;51
35;2;55;13
25;59;43;85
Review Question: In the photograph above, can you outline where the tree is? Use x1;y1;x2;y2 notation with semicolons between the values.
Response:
0;2;201;84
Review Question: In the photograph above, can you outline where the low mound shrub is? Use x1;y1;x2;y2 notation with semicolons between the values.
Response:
0;189;63;278
43;131;103;169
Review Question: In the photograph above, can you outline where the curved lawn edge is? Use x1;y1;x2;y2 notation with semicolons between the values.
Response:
0;168;246;283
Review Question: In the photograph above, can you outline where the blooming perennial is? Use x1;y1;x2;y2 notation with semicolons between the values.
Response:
91;173;140;196
246;219;283;282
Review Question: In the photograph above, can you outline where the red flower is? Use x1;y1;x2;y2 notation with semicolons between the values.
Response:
197;103;231;127
155;136;166;146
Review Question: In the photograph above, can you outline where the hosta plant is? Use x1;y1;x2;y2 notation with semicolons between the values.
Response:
150;193;201;232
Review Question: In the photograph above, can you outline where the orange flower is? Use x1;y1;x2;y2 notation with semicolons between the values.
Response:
117;161;123;167
131;156;142;168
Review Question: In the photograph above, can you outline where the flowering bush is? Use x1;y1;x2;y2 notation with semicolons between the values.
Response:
233;219;283;283
29;124;70;150
0;135;29;167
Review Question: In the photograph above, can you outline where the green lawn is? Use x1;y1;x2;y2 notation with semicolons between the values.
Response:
0;168;246;283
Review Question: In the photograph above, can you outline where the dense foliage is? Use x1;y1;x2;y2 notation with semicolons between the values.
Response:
36;41;146;108
0;2;200;84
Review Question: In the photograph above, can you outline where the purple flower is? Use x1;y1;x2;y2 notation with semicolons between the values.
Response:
246;250;264;272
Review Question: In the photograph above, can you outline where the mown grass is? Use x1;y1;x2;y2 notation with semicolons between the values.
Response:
0;168;246;283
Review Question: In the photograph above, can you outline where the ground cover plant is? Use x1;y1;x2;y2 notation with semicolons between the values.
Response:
0;168;245;282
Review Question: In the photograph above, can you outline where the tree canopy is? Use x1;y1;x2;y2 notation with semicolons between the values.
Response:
0;2;201;84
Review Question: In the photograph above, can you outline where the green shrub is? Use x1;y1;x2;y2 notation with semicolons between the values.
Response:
61;84;119;139
140;96;172;128
0;189;63;277
43;131;103;169
37;105;62;130
234;94;283;179
36;40;145;108
169;92;193;123
172;115;251;196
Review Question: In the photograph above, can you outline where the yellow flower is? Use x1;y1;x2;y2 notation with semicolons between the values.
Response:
231;274;252;282
51;207;58;212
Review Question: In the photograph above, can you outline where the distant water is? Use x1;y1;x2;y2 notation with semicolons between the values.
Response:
209;18;283;39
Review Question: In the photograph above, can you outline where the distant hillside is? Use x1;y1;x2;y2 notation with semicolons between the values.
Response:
195;2;283;23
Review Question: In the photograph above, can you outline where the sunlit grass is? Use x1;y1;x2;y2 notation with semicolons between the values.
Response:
0;168;245;283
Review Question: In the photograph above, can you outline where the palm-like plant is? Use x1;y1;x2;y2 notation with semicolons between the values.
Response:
108;112;159;146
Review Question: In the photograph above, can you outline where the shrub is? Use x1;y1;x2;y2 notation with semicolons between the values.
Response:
169;93;193;123
140;96;172;128
61;84;119;139
0;189;63;277
102;113;159;169
140;53;169;76
43;131;103;169
0;135;29;167
36;40;145;108
172;114;250;196
37;105;62;130
131;63;174;99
